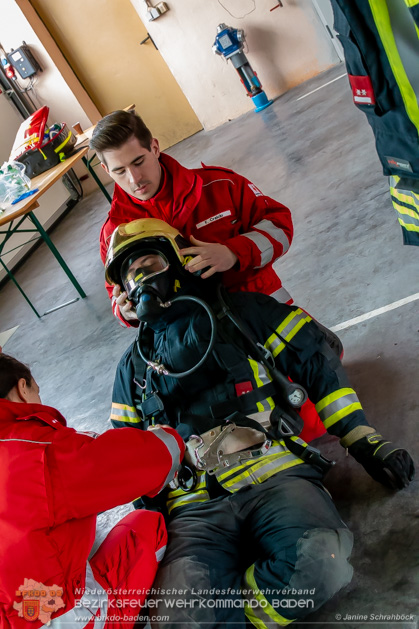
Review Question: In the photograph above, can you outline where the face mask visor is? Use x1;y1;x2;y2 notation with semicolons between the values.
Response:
121;250;170;301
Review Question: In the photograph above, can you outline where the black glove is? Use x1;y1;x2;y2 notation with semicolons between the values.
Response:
348;433;415;490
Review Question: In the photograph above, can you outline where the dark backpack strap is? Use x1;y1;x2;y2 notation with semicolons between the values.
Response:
132;326;168;424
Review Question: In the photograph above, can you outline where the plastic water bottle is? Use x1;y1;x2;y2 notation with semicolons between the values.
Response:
0;163;30;203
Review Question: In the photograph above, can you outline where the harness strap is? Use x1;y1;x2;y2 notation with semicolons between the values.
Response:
210;381;278;417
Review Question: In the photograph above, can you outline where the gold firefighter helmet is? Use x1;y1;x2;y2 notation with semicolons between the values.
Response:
105;218;187;286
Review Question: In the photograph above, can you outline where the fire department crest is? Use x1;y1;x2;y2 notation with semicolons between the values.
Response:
13;578;65;623
22;600;40;621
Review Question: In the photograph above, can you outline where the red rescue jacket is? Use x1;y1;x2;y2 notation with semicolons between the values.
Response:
0;399;184;628
100;154;293;325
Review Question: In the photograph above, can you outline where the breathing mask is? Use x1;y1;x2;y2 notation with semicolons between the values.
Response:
120;247;173;322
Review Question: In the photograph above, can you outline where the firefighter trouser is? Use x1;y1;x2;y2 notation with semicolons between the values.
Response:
150;467;353;629
89;510;167;629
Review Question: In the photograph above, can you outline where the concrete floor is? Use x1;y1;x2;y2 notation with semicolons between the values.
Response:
1;63;418;628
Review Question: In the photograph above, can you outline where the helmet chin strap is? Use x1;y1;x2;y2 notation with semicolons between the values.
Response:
136;294;218;379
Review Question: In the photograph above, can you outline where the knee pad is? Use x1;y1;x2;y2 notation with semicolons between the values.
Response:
288;527;354;613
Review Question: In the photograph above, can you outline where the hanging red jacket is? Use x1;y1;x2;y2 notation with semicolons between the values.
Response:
100;153;293;325
0;399;184;628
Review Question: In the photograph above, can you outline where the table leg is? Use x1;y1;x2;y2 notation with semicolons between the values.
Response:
82;156;112;203
0;258;41;318
28;211;86;299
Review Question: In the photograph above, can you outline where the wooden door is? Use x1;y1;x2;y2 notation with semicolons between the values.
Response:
30;0;202;149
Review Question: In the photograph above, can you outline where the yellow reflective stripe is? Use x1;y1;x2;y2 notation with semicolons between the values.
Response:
392;202;419;219
316;388;363;429
404;0;419;8
216;443;304;490
390;188;419;206
112;402;137;411
390;184;419;204
398;218;419;232
248;359;275;412
265;309;311;358
110;413;141;423
167;490;209;514
322;402;363;429
244;564;294;627
110;402;141;423
316;388;355;414
215;442;290;482
369;0;419;134
215;458;263;483
223;451;292;485
256;457;303;484
166;471;209;513
54;130;73;153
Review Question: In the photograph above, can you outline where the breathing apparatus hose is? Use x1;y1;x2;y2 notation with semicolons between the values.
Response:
136;294;218;379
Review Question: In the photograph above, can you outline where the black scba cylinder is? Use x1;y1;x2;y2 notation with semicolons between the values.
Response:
16;123;77;179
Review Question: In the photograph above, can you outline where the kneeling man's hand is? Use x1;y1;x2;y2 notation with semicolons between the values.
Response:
180;236;238;279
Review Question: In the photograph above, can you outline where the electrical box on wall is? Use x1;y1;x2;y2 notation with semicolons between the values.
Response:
145;0;169;21
155;2;168;13
7;44;42;79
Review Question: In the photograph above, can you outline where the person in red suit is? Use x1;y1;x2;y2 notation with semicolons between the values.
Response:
0;353;184;629
91;110;294;326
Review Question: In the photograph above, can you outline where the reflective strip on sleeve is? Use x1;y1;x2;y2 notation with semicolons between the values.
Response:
155;544;166;563
389;177;419;234
265;308;311;357
404;0;419;8
243;564;294;627
151;428;182;488
315;388;363;429
110;402;141;424
369;0;419;134
248;358;275;413
390;197;419;230
252;218;291;254
214;441;303;491
166;471;209;514
241;231;274;267
398;214;419;233
269;285;293;304
390;177;419;206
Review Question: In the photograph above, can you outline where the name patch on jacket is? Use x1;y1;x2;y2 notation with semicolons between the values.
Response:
196;210;232;229
248;183;262;197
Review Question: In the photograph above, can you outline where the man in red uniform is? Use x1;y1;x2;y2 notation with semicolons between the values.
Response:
91;110;294;326
0;353;184;629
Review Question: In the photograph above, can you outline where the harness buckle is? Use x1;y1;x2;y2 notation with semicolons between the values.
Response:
185;423;271;474
256;342;275;368
302;445;335;474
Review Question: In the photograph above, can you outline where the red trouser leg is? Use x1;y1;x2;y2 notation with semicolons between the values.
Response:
90;510;167;629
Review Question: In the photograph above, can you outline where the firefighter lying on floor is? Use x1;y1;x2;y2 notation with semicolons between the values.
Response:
105;218;414;629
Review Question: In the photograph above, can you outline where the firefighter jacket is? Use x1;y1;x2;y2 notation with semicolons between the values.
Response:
99;153;293;325
0;398;184;629
330;0;419;245
111;291;371;517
